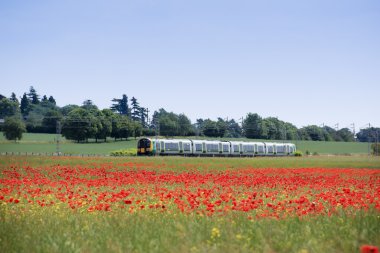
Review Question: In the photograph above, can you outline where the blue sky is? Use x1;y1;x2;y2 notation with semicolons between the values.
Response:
1;0;379;130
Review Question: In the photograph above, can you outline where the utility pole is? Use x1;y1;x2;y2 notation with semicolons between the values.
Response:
351;123;355;141
56;121;61;156
146;108;150;126
368;123;371;156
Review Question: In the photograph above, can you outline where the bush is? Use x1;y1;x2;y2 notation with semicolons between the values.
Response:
294;151;303;157
371;143;380;156
110;148;137;156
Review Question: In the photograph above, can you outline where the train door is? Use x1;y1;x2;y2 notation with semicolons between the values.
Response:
160;141;165;153
239;143;243;154
179;141;183;154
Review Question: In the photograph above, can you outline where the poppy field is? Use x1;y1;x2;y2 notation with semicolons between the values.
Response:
1;156;379;253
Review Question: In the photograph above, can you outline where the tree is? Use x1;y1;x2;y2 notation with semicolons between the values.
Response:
130;97;141;121
243;113;263;139
61;104;80;116
159;115;178;136
61;108;97;142
0;98;20;119
336;128;355;142
178;114;193;136
93;109;113;142
139;107;148;128
48;96;56;105
202;119;219;137
3;116;26;142
111;94;129;116
28;86;39;104
81;100;98;111
224;119;242;138
10;93;19;104
42;110;63;133
20;93;30;116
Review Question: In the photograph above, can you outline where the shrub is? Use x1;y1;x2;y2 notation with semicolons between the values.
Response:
294;151;303;157
110;148;137;156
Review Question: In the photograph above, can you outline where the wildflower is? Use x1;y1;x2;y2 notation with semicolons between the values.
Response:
361;245;379;253
211;227;221;239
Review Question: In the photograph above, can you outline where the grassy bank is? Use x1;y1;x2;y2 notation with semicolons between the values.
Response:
0;132;371;155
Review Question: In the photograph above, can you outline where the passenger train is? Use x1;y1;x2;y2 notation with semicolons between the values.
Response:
137;137;296;157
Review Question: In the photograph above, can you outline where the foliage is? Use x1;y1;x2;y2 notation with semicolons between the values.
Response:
109;148;137;156
371;143;380;156
294;150;303;156
357;127;380;142
111;94;130;116
0;98;20;119
2;116;26;141
243;113;263;139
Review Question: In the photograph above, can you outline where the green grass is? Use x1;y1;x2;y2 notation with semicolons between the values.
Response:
1;205;379;253
0;132;371;155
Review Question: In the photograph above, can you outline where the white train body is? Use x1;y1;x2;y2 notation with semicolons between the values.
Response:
137;138;296;157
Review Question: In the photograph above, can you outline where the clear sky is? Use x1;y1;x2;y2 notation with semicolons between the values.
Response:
1;0;379;130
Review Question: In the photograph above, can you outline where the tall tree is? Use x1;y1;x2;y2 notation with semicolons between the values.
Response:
81;100;98;111
111;94;129;116
3;116;26;142
28;86;39;104
20;93;30;116
48;96;56;105
10;93;19;104
243;113;263;139
178;114;193;136
130;97;140;121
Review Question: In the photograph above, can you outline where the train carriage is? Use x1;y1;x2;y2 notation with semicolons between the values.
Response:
137;138;296;157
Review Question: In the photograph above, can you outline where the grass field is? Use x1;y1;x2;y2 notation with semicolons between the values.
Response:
0;155;379;253
0;132;371;155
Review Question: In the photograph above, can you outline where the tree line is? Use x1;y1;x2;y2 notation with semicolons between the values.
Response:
1;87;379;145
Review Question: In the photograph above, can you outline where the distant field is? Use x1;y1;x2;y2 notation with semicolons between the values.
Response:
0;132;370;155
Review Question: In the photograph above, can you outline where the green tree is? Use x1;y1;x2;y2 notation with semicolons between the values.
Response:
336;128;355;142
81;100;98;111
159;115;178;136
10;93;19;104
202;119;219;137
20;93;30;116
111;94;129;116
224;119;242;138
130;97;141;122
28;86;40;104
61;105;80;116
42;110;63;133
3;116;26;142
61;108;96;142
94;109;113;142
178;114;193;136
48;96;56;105
243;113;263;139
0;98;20;119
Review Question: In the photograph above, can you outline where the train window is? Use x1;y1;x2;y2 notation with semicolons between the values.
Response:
233;145;239;152
267;145;274;153
165;142;179;151
244;145;254;153
277;146;285;153
223;144;229;152
184;143;191;151
258;146;264;153
195;144;202;152
207;144;219;152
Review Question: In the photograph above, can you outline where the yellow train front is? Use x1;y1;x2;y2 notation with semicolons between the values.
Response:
137;138;155;156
